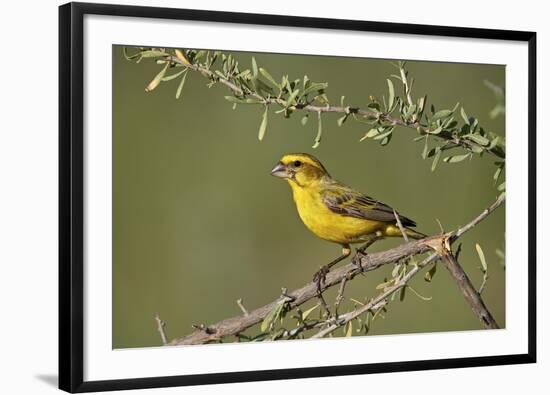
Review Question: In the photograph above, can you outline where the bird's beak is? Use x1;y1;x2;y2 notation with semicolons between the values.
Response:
270;162;290;178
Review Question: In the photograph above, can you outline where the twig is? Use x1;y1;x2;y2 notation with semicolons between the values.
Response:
164;54;505;160
169;235;438;345
279;320;325;339
393;209;409;242
236;299;249;316
399;63;414;108
312;253;439;339
167;195;503;345
479;275;488;295
454;193;505;239
316;291;332;319
154;314;168;345
334;276;349;317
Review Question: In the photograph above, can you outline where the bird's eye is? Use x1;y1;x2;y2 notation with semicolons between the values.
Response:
294;160;302;167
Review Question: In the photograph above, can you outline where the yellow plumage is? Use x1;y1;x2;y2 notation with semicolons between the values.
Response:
271;153;424;246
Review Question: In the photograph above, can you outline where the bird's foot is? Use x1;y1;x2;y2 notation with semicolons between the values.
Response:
352;248;368;273
313;265;331;294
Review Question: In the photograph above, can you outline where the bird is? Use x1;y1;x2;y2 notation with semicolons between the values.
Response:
270;153;425;291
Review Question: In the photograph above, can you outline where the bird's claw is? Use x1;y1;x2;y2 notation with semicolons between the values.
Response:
313;266;330;293
352;249;367;273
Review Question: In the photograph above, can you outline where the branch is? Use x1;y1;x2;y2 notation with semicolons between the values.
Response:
168;194;504;345
312;252;439;339
161;53;505;160
169;235;440;345
311;192;504;338
440;251;498;328
154;314;168;345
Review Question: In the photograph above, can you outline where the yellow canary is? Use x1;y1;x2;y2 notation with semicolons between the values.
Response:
271;153;425;285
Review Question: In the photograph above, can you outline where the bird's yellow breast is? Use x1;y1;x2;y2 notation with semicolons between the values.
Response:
289;181;383;244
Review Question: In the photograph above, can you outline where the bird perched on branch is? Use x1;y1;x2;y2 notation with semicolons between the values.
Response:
271;153;425;291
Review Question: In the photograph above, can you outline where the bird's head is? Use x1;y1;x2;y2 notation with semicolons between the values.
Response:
270;153;330;187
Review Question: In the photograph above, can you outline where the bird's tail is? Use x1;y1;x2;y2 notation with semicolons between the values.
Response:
405;228;427;240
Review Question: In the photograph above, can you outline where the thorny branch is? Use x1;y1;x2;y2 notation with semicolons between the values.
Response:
311;252;439;339
167;194;504;345
127;48;506;343
158;53;505;160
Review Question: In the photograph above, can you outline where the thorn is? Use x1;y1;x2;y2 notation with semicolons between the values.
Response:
155;314;168;345
236;298;249;316
280;287;295;302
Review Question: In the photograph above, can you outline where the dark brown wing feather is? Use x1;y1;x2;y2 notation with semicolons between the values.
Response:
321;182;416;227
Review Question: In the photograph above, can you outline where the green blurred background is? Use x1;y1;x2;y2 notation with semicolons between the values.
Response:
113;46;505;349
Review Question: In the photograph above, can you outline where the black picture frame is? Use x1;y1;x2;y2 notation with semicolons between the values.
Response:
59;2;537;392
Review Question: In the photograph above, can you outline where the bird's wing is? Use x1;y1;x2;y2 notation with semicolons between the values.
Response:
321;183;416;227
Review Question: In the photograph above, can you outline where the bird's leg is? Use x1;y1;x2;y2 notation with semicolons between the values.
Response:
313;245;351;293
352;232;384;271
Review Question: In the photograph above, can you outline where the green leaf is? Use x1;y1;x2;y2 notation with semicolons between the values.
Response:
443;153;471;163
466;134;490;146
312;112;323;149
261;302;284;332
476;243;488;272
489;104;505;119
175;70;188;99
337;114;348;127
123;47;141;60
392;264;401;278
421;136;429;159
373;128;393;141
488;136;501;150
345;321;353;337
224;96;262;104
387;79;395;111
302;82;328;97
407;286;432;301
303;75;310;89
255;79;274;95
301;304;319;321
367;102;381;112
424;263;437;282
431;109;453;122
301;114;308;126
399;286;407;302
140;50;169;58
258;106;268;141
497;181;505;191
431;149;441;172
162;69;186;82
145;62;169;92
404;104;417;118
360;128;380;141
470;145;484;154
285;89;300;107
460;107;470;125
442;116;456;130
417;95;427;119
376;279;392;290
493;164;503;183
259;67;279;88
380;133;393;146
251;57;258;78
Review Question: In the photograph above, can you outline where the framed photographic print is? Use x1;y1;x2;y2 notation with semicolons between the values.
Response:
59;2;537;392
